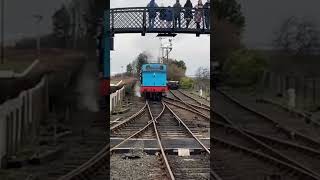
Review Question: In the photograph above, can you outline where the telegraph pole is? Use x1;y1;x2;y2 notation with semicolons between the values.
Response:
1;0;4;64
33;14;43;59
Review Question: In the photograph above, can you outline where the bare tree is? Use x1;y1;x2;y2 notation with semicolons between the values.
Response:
274;16;320;55
195;67;210;91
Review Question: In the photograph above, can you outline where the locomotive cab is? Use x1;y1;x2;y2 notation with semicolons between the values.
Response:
140;63;168;100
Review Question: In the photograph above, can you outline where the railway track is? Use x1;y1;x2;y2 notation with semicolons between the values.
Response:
57;98;209;180
213;136;319;180
110;100;210;179
169;90;210;109
163;96;210;118
165;90;319;179
55;87;320;179
166;89;320;179
110;101;153;138
163;92;320;179
161;102;210;179
213;89;320;179
181;90;210;106
251;97;320;141
166;91;210;117
57;102;152;180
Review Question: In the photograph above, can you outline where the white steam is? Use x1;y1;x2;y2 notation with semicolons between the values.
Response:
134;82;141;97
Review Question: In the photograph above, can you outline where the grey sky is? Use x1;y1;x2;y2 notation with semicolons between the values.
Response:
110;0;210;76
3;0;66;44
238;0;320;49
7;1;318;74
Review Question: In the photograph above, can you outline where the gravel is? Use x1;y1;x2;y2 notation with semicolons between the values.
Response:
111;152;160;180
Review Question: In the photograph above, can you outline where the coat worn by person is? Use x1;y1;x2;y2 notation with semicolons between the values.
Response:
165;7;174;21
194;3;204;23
184;1;193;19
159;7;166;20
203;1;210;17
147;0;158;18
173;2;182;18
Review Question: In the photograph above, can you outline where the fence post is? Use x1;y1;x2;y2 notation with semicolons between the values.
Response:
313;78;316;105
0;112;7;168
16;108;21;154
277;75;281;95
44;75;49;116
111;9;115;32
6;115;11;158
142;8;146;35
12;110;17;155
110;95;112;113
8;113;13;156
303;77;307;109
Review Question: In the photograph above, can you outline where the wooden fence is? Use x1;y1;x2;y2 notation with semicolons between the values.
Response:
261;71;320;109
110;86;125;113
0;76;48;167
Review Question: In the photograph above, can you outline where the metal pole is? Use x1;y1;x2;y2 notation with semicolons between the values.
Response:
33;15;42;59
121;66;123;78
37;22;40;59
166;48;169;64
1;0;4;64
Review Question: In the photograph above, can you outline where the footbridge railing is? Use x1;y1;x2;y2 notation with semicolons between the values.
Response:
108;7;211;36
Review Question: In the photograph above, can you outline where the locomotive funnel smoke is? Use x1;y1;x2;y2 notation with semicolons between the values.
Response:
75;61;99;112
134;82;141;97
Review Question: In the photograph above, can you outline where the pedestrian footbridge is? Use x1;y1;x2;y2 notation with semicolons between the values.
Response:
108;7;210;36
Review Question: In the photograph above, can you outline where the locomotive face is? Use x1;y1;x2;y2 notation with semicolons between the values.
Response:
140;64;168;100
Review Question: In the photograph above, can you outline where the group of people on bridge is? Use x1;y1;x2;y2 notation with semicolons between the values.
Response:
147;0;210;30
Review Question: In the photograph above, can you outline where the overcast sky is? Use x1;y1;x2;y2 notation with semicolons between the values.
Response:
3;0;320;74
237;0;320;49
110;0;210;76
3;0;66;44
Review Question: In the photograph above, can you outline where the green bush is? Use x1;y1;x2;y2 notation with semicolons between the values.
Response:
223;49;268;86
180;77;194;89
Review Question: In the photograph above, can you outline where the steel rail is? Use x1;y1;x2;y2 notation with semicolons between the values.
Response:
216;89;320;151
59;101;167;180
191;91;210;102
177;89;210;108
111;101;166;151
163;99;209;120
214;137;320;180
110;121;153;151
164;96;210;112
211;170;223;180
166;97;320;161
259;98;320;127
58;144;110;180
213;106;320;178
170;90;211;114
166;92;210;117
167;92;319;179
214;119;320;157
163;101;210;154
148;102;176;180
110;101;147;131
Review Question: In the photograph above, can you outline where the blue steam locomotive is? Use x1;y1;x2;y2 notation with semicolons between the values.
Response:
140;63;168;100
